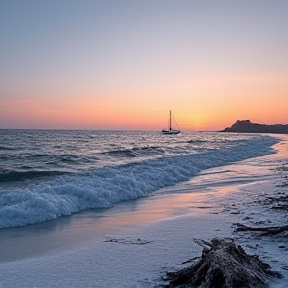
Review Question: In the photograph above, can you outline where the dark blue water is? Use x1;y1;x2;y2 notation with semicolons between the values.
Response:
0;129;278;228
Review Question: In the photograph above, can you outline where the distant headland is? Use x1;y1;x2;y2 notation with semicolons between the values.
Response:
222;120;288;134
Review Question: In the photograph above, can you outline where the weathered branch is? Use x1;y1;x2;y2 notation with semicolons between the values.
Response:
165;238;282;288
235;223;288;236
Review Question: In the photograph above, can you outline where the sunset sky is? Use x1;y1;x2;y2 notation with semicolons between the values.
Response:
0;0;287;131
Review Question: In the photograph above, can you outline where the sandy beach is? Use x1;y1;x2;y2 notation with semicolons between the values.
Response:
0;135;287;287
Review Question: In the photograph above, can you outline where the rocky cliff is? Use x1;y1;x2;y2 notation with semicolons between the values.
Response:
222;120;288;134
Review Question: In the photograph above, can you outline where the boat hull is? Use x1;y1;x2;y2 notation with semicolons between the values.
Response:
162;130;180;135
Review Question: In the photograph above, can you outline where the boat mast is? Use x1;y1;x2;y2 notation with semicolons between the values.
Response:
169;110;172;130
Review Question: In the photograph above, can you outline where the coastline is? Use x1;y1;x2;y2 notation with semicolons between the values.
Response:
0;134;287;287
222;120;288;134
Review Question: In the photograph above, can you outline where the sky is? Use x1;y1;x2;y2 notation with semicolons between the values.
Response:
0;0;287;131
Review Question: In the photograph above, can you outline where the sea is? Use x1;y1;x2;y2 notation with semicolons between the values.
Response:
0;129;279;229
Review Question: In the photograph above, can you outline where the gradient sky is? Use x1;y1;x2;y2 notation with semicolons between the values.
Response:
1;0;287;131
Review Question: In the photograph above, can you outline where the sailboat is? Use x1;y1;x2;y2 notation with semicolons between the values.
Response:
162;110;180;135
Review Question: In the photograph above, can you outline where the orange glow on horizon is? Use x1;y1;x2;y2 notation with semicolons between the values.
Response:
0;73;287;131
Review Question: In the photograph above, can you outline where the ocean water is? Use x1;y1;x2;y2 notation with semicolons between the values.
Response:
0;129;278;229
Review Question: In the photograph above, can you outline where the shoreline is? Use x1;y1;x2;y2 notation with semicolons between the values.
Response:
0;135;287;287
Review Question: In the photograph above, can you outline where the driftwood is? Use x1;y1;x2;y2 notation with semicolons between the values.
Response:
261;194;288;209
165;238;281;288
235;223;288;236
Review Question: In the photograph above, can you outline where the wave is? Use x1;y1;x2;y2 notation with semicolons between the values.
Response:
0;170;70;183
187;139;207;143
0;146;17;151
0;136;278;229
102;146;165;158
